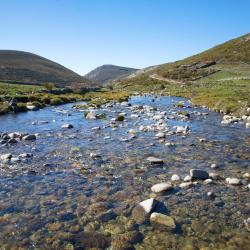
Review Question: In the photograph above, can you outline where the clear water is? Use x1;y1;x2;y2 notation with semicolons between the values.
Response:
0;95;249;249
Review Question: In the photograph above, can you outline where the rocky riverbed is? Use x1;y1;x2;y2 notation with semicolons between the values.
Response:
0;95;249;249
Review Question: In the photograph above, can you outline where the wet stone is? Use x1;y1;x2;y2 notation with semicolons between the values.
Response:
190;169;209;180
150;212;176;231
146;157;164;164
151;183;173;193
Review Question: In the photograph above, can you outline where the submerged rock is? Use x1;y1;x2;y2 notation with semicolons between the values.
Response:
61;124;74;129
23;134;36;141
150;212;176;230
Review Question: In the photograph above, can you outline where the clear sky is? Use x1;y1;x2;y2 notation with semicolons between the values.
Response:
1;0;249;75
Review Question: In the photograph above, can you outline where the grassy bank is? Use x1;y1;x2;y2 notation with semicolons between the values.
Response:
0;82;89;115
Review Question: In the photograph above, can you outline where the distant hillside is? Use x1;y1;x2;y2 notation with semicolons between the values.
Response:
85;64;138;84
0;50;91;87
115;33;250;115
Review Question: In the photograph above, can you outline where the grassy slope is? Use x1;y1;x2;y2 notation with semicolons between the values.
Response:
114;33;250;115
0;50;90;87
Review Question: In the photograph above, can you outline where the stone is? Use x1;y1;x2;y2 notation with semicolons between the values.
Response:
150;213;176;230
207;191;215;198
0;153;12;161
86;111;97;120
90;152;101;158
116;114;125;121
204;179;213;184
184;175;192;182
243;173;250;179
225;177;242;185
151;183;173;193
23;134;36;141
244;218;250;232
27;105;39;111
8;138;18;144
155;132;165;139
246;123;250;129
62;124;74;129
129;129;137;134
19;153;33;158
171;174;181;182
210;163;218;169
179;182;193;189
146;157;164;164
139;198;157;214
190;169;209;180
209;172;221;180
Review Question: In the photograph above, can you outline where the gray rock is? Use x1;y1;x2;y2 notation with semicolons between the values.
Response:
203;179;213;184
151;182;173;193
23;134;36;141
184;175;192;182
190;169;209;180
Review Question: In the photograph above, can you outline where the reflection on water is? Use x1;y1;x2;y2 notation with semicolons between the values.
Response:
0;95;249;249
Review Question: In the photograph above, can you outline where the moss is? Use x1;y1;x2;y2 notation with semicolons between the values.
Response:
16;102;28;112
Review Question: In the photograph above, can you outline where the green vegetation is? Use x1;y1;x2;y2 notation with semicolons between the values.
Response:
113;33;250;116
0;82;87;115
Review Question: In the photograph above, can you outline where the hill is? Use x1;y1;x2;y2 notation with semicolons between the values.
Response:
115;33;250;115
0;50;91;87
85;64;138;84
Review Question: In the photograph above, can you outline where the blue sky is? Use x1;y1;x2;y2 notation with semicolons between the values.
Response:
1;0;249;75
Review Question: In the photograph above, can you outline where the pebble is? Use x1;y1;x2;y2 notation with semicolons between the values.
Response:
210;163;218;169
226;177;242;185
23;134;36;141
155;132;165;139
179;182;193;189
146;157;164;164
204;178;213;184
0;153;12;161
171;174;181;182
139;198;157;214
243;173;250;179
150;212;176;230
61;124;74;129
183;175;192;182
151;182;173;193
190;169;209;180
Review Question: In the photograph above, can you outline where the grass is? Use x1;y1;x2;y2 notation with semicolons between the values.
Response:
0;82;88;115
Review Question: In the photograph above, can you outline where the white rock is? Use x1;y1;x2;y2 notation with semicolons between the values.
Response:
184;176;192;182
0;153;12;161
129;129;137;134
246;123;250;129
243;173;250;179
171;174;181;182
204;179;213;184
139;198;157;214
226;177;241;185
151;183;173;193
86;111;97;120
179;182;193;189
155;132;165;139
210;163;218;169
146;157;164;164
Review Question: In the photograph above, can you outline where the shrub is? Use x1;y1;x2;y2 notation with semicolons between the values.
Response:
17;103;28;112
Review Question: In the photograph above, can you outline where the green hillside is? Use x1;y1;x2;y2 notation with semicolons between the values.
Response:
114;33;250;115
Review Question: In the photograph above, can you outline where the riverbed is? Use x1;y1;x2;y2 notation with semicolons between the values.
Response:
0;95;249;249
